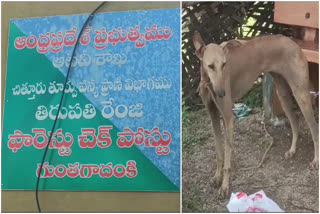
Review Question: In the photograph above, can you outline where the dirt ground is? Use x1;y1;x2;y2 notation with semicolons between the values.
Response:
182;106;319;212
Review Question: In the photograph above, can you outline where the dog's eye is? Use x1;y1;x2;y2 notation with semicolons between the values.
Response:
208;64;214;70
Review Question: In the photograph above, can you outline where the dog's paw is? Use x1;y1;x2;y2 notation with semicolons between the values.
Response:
310;159;319;169
210;173;222;188
218;184;230;199
284;149;295;159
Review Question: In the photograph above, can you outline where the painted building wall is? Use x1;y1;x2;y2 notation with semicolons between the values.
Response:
1;1;180;212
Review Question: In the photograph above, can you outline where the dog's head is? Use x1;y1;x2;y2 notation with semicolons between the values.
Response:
193;31;241;98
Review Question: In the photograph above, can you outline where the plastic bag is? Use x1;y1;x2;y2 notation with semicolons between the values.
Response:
232;103;251;120
226;190;284;212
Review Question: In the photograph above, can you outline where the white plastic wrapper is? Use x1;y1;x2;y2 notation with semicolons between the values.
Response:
226;190;284;212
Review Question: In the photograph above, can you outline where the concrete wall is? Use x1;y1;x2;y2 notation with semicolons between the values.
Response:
1;2;180;212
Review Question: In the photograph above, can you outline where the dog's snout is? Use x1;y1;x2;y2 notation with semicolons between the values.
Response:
218;90;225;98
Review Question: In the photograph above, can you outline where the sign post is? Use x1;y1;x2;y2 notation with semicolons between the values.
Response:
2;9;180;192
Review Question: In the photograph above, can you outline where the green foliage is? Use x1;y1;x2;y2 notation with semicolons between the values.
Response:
240;81;263;108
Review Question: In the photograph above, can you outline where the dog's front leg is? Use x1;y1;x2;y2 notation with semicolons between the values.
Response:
218;99;234;199
205;84;234;198
206;101;224;187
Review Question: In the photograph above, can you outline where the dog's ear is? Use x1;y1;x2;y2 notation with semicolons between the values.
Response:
220;40;241;55
193;31;206;60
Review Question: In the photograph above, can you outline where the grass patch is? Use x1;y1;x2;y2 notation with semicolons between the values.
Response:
182;186;205;212
182;105;192;125
182;107;211;151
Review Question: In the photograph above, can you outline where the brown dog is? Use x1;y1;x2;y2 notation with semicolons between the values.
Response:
192;32;319;198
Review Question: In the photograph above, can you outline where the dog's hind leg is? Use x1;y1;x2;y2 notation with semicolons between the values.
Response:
284;59;319;168
291;85;319;169
206;101;224;187
272;74;299;159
